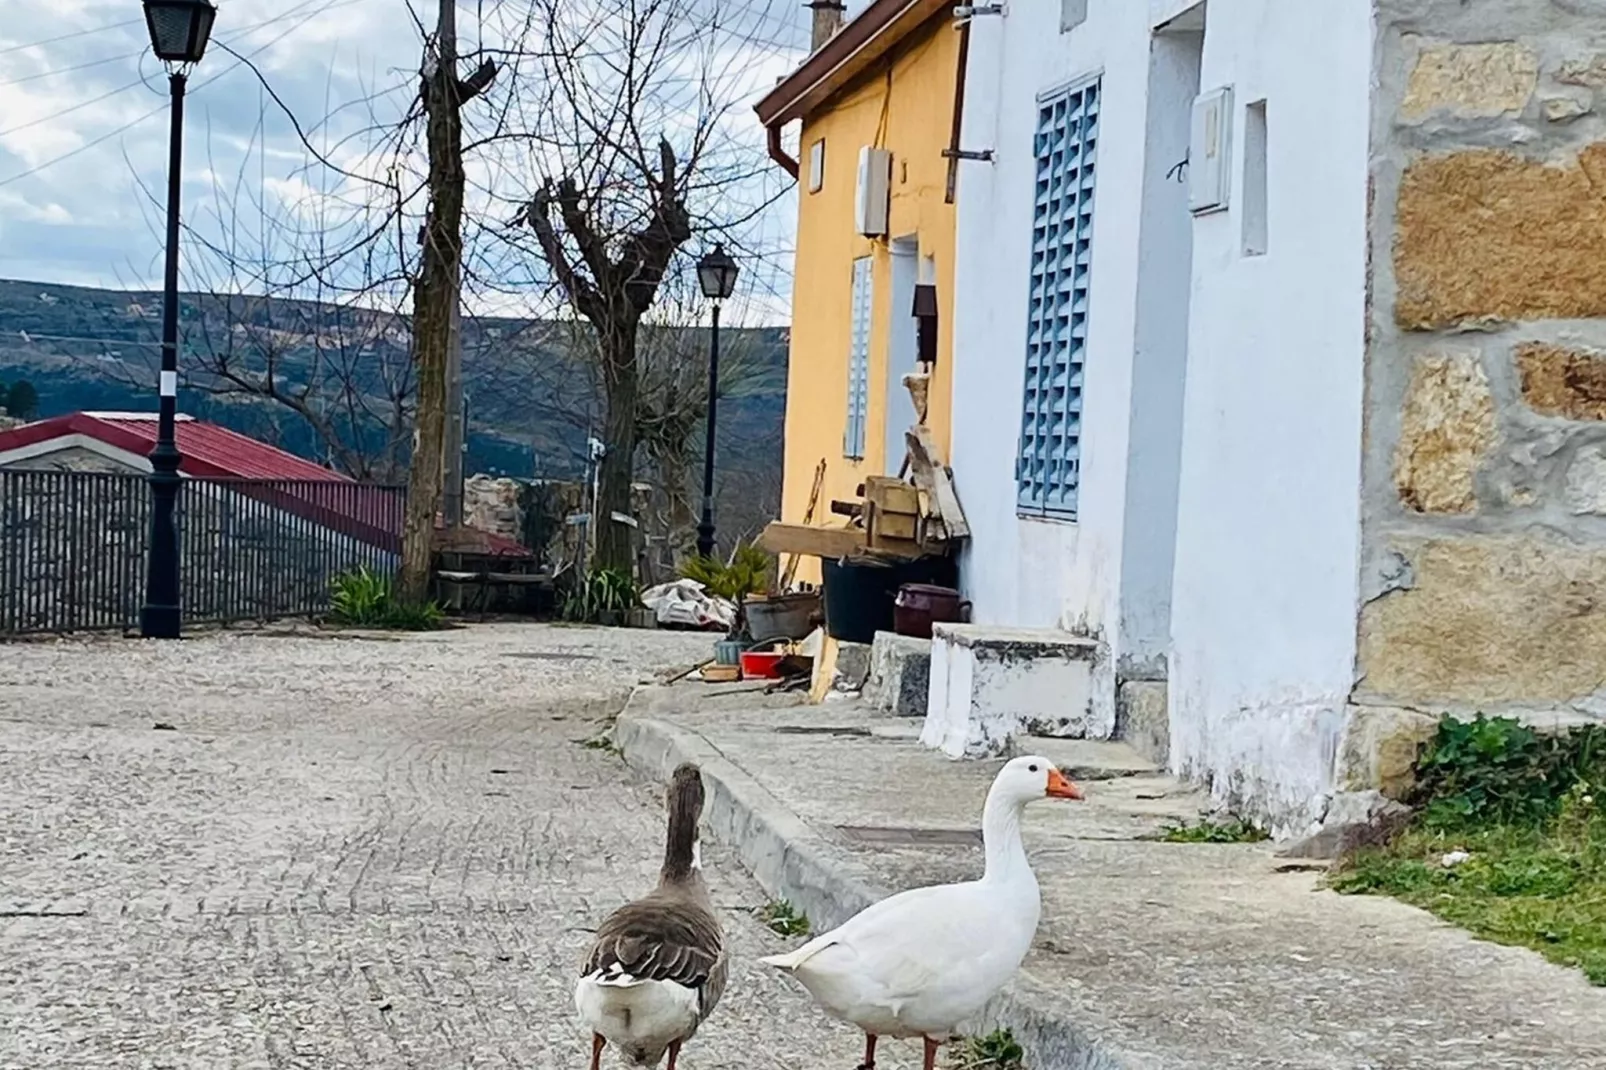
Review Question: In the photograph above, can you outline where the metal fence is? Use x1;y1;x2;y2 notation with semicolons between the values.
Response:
0;471;405;636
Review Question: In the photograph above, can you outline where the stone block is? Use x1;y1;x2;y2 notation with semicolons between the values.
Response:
1335;705;1439;800
1544;95;1592;123
1393;350;1495;514
1516;341;1606;421
1394;144;1606;329
1276;791;1413;863
834;640;873;692
1558;53;1606;88
1357;534;1606;707
863;630;930;717
1400;40;1537;123
1115;679;1169;767
920;624;1103;759
1565;444;1606;514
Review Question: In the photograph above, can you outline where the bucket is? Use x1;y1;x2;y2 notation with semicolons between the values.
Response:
893;583;970;640
821;555;959;645
738;649;786;679
743;591;821;641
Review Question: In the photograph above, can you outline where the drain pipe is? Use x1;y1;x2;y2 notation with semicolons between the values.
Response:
943;15;997;203
768;122;800;180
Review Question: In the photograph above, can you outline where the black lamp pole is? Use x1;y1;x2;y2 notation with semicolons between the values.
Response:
139;0;215;639
695;299;721;559
694;244;738;559
139;70;187;639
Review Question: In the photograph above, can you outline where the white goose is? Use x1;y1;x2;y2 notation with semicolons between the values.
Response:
760;755;1083;1070
575;762;727;1070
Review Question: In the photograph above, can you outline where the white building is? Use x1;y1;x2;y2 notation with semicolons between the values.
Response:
942;0;1606;831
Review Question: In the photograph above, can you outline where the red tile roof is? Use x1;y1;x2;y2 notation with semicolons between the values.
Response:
0;412;532;558
0;411;342;481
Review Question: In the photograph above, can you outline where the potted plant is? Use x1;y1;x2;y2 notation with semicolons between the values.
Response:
681;542;773;663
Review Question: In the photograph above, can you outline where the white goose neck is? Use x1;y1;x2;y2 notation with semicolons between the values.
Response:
980;789;1033;885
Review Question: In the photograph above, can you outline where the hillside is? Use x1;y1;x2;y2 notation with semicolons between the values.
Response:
0;277;788;540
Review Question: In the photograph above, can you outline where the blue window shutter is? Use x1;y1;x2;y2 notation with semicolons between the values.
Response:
1016;77;1099;519
844;256;873;460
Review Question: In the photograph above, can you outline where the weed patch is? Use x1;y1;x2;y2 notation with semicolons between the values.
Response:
1334;716;1606;985
1160;818;1268;844
756;899;809;938
951;1029;1024;1070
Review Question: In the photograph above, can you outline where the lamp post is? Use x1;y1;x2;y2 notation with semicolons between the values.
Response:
139;0;216;639
694;244;739;559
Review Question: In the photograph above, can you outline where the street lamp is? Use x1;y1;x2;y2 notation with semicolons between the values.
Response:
139;0;216;639
694;244;739;560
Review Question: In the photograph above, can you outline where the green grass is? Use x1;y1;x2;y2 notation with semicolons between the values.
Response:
1332;796;1606;985
1331;715;1606;987
950;1029;1024;1070
756;899;810;938
1160;818;1269;844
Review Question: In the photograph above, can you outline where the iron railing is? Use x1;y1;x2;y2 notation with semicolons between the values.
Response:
0;471;404;636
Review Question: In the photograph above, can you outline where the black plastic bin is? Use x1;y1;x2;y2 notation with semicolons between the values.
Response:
821;555;959;645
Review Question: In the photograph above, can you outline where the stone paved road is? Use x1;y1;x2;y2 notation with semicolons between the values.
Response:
0;624;920;1070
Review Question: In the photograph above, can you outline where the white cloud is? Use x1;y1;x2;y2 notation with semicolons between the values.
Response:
0;0;808;322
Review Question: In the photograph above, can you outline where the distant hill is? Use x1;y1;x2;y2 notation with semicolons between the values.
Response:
0;277;788;542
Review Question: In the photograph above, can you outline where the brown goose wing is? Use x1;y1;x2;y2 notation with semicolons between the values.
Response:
583;894;725;1014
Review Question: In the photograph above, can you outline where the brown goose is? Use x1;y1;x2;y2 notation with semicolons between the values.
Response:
575;762;727;1070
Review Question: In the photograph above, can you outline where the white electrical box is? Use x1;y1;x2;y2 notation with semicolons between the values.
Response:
1189;86;1233;215
855;146;892;237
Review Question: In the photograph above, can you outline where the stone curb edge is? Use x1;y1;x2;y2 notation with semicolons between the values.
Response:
612;688;1136;1070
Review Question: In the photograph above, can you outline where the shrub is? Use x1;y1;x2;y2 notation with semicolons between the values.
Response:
328;567;446;631
562;566;639;624
1413;715;1606;829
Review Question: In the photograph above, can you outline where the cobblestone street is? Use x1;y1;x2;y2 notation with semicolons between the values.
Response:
0;624;916;1069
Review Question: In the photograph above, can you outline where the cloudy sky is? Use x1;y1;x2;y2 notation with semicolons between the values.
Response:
0;0;824;322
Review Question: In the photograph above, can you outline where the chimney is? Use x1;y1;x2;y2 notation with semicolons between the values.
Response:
807;0;846;51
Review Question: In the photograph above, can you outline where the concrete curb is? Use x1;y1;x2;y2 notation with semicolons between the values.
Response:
614;688;1137;1070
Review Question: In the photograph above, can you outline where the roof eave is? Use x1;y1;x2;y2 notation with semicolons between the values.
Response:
754;0;950;129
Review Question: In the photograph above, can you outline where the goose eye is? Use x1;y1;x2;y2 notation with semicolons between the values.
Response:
1028;764;1039;773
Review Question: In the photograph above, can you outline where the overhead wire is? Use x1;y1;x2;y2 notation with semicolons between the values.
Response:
0;18;143;58
0;0;375;190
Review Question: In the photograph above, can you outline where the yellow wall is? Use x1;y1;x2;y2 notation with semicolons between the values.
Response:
780;15;959;582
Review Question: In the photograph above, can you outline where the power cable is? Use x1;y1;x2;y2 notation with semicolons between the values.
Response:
0;0;373;190
0;18;143;58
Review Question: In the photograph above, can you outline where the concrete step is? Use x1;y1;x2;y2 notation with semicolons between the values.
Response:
925;623;1109;758
864;630;930;717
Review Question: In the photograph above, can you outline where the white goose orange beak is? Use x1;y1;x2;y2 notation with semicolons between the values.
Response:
1046;768;1084;800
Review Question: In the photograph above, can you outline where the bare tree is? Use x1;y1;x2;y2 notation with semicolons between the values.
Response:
501;0;783;574
73;0;797;595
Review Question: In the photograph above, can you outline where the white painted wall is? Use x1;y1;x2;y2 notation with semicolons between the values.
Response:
1167;0;1373;831
950;0;1374;829
950;0;1157;653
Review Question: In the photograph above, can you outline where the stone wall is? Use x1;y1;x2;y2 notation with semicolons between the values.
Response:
463;474;524;541
0;473;398;633
1358;0;1606;747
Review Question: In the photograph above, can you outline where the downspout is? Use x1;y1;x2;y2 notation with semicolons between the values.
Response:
943;16;994;203
943;18;972;205
768;122;800;179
